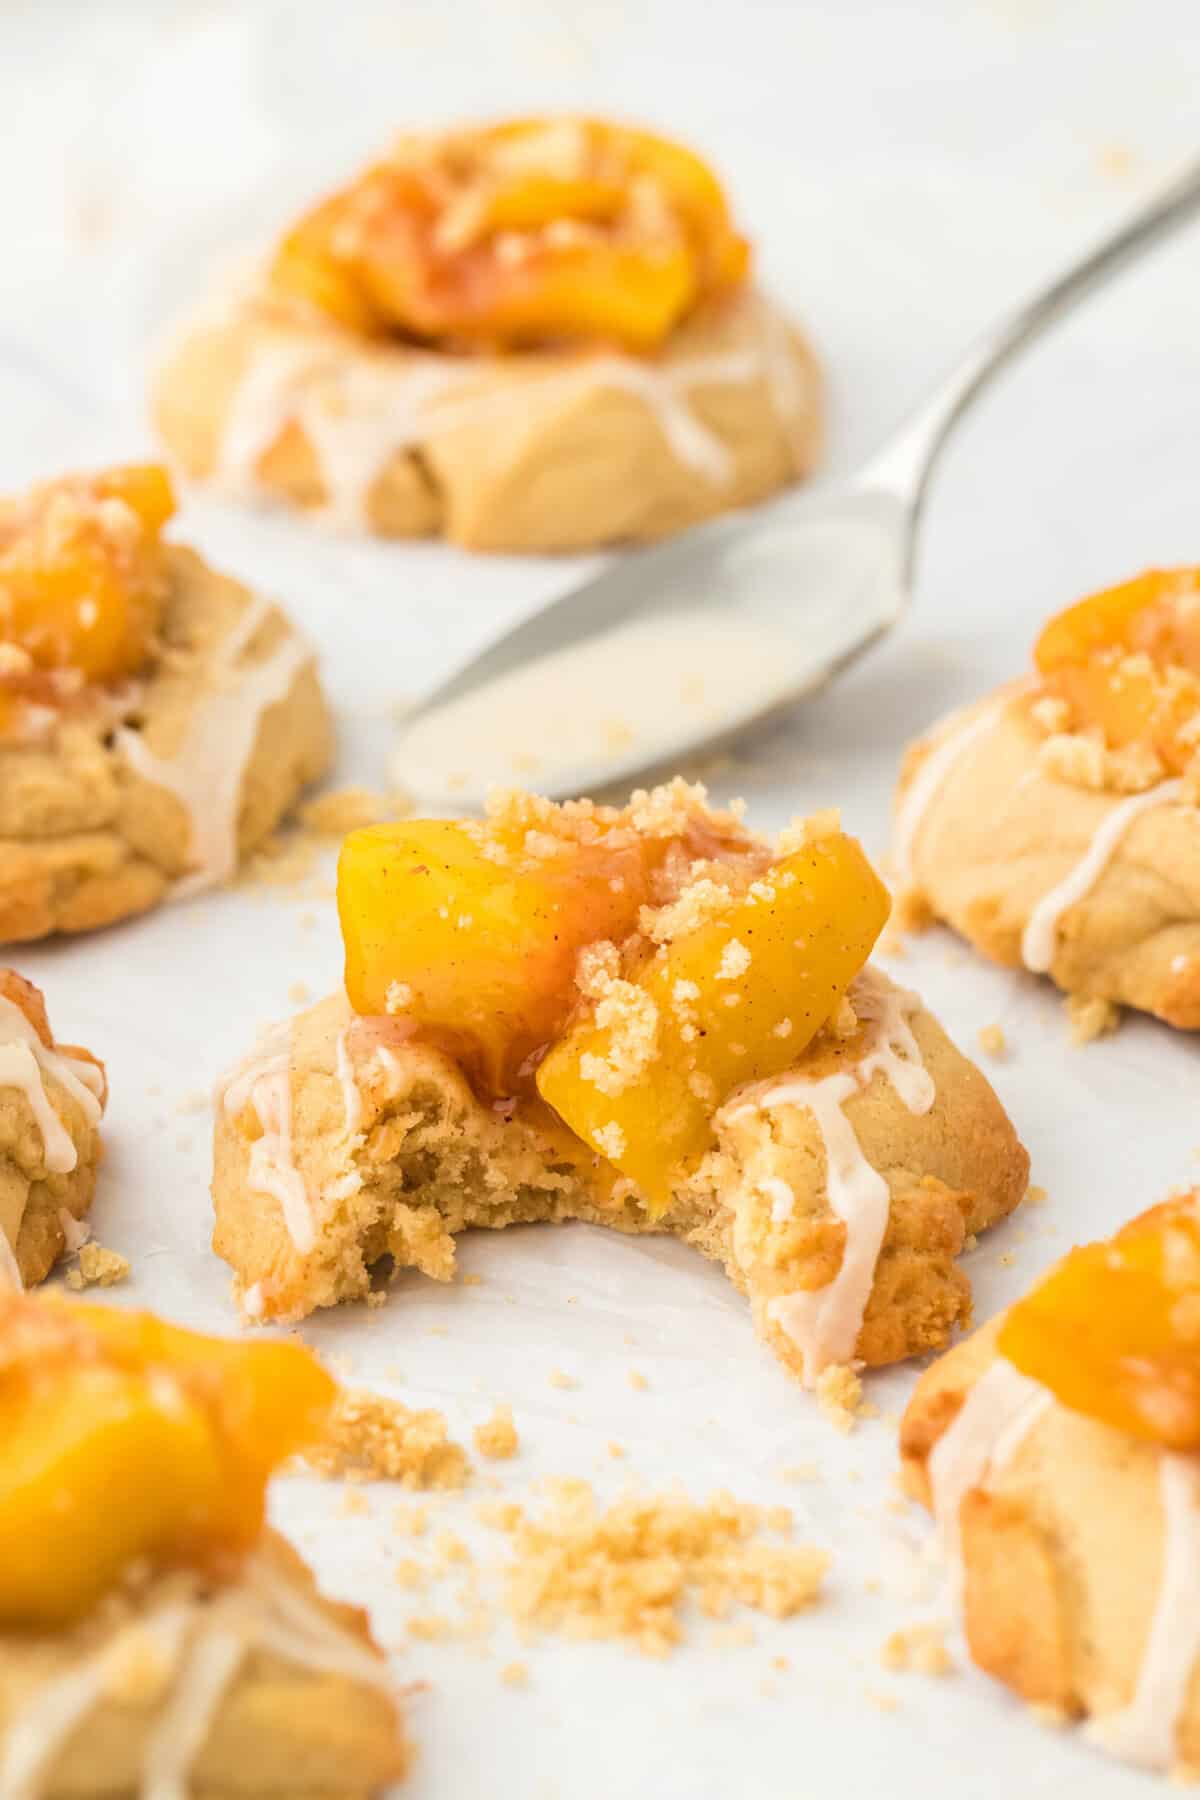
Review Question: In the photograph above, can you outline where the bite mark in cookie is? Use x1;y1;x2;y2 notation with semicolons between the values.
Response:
212;784;1029;1387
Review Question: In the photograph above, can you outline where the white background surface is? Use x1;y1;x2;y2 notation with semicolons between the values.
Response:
5;2;1200;1794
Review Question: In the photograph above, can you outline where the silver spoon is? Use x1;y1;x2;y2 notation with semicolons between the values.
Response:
394;160;1200;807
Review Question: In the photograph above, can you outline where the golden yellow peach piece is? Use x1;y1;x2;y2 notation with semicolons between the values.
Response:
269;115;750;353
999;1196;1200;1449
536;833;890;1209
0;463;175;683
0;1295;335;1627
338;817;662;1095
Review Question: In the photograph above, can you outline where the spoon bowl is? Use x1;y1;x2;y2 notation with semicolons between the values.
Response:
393;159;1200;808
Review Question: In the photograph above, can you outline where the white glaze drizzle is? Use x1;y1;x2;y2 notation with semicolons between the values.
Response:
335;1026;364;1136
892;698;1010;889
115;594;315;899
218;1024;314;1254
140;1622;246;1800
0;1555;395;1800
0;997;104;1180
1021;779;1183;974
1087;1453;1200;1769
724;969;935;1381
925;1358;1051;1592
212;290;801;527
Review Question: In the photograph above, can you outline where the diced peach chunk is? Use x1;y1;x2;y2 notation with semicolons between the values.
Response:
0;1296;335;1626
338;817;662;1094
269;116;749;353
1034;568;1200;770
536;832;890;1210
998;1196;1200;1449
0;463;174;683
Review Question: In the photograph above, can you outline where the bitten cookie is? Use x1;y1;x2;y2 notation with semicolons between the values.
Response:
0;464;333;942
153;116;821;552
212;783;1028;1387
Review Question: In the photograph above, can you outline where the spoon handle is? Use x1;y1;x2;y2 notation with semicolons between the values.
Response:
863;156;1200;505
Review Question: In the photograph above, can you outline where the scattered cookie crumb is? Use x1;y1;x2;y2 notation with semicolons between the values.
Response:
549;1369;577;1391
880;1624;955;1676
780;1463;819;1484
500;1661;530;1688
977;1023;1007;1059
608;1441;627;1459
1066;992;1121;1045
772;1655;791;1672
407;1614;452;1642
65;1243;130;1290
288;979;312;1004
492;1480;828;1656
474;1404;519;1460
462;1273;483;1287
305;1389;471;1489
865;1688;901;1714
337;1486;372;1519
393;1504;429;1537
433;1530;473;1570
1025;1183;1048;1206
815;1363;867;1433
628;1370;648;1391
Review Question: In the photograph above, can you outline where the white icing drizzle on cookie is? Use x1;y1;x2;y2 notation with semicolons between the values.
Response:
724;969;935;1381
335;1026;364;1136
1087;1453;1200;1769
925;1358;1051;1588
0;997;104;1177
0;1554;394;1800
212;290;803;528
893;697;1011;889
218;1024;314;1254
116;594;314;898
1021;778;1183;974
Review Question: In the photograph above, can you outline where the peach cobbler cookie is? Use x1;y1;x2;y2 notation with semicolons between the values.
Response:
902;1193;1200;1777
894;569;1200;1029
0;970;105;1290
0;1293;406;1796
153;117;820;551
0;464;332;942
213;783;1027;1385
